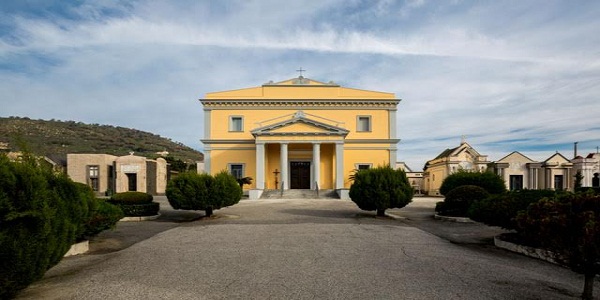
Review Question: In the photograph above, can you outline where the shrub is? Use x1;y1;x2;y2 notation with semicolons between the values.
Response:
166;171;241;217
439;170;506;196
349;165;413;216
83;200;124;238
436;185;489;217
515;193;600;299
468;189;557;230
212;170;243;209
0;154;90;299
576;187;600;195
117;202;160;217
109;191;153;204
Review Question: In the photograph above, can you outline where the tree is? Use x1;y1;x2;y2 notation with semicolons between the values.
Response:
515;192;600;299
349;165;413;216
166;171;241;217
237;176;253;189
439;170;506;196
0;153;92;298
575;171;583;189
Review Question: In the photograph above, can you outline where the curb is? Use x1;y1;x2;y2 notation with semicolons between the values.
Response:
494;236;558;264
120;213;161;222
64;240;89;257
433;213;474;223
384;212;406;220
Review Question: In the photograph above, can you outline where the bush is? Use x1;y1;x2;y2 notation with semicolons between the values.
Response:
515;193;600;299
83;200;124;238
576;187;600;195
166;171;241;217
349;165;414;216
109;191;153;204
468;189;557;230
439;170;506;196
117;202;160;217
436;185;489;217
0;154;91;299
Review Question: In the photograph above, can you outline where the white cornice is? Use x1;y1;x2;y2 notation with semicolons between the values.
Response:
200;99;401;108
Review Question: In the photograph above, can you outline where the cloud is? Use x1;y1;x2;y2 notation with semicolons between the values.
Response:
1;0;599;170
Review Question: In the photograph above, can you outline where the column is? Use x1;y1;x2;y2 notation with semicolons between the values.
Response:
335;142;344;189
255;143;265;189
280;143;288;190
312;142;321;190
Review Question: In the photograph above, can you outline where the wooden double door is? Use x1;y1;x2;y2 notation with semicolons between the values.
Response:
290;161;311;189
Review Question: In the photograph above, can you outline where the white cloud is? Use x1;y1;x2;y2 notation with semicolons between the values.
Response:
1;0;599;169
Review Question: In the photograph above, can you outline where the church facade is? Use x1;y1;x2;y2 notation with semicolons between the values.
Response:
200;76;400;199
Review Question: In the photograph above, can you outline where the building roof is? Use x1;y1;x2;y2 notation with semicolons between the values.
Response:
203;76;396;100
496;151;536;163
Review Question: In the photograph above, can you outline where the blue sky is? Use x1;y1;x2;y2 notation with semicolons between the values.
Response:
1;0;599;170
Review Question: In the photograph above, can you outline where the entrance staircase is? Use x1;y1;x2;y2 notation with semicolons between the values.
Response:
260;189;339;199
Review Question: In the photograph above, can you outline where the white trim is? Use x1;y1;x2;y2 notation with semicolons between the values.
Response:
355;163;373;170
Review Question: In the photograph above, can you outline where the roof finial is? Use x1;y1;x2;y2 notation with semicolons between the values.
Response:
461;135;467;144
296;67;306;78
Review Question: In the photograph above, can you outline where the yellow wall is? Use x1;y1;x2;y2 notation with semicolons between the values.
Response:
343;149;390;187
210;148;256;189
211;109;390;140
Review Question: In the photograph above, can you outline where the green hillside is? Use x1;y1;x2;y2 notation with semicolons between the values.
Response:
0;117;203;163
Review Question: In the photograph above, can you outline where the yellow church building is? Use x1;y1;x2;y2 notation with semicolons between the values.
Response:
200;75;401;199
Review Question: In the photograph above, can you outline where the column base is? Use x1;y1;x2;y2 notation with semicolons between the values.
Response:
249;189;264;200
336;189;350;200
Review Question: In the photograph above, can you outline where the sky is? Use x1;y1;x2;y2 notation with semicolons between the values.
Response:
1;0;599;170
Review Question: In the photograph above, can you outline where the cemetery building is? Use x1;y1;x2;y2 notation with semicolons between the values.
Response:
489;152;575;191
67;153;168;196
200;75;401;199
572;152;600;188
422;140;489;196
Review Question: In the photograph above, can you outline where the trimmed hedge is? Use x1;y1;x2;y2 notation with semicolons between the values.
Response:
109;191;153;204
439;170;506;196
436;185;489;217
83;200;124;238
0;154;91;299
117;202;160;217
468;189;557;230
166;171;241;217
349;165;413;216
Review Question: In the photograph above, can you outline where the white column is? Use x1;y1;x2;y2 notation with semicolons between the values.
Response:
312;143;321;190
280;143;288;190
335;142;344;189
255;143;265;189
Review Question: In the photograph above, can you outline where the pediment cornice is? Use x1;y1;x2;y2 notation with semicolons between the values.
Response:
251;111;349;137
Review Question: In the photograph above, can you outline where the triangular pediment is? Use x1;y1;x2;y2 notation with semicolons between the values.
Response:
544;153;570;164
251;112;349;137
497;151;535;163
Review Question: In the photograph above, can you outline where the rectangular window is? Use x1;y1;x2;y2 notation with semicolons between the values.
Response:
356;163;372;170
357;116;371;132
229;164;244;179
229;116;243;132
87;165;99;191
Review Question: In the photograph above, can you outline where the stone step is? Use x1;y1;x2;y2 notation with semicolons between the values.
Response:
260;189;339;199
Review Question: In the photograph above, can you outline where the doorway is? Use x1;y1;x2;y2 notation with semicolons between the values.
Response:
290;161;311;189
126;173;137;191
554;175;564;191
509;175;523;191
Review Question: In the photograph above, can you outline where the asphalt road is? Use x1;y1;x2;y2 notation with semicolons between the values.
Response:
16;197;593;299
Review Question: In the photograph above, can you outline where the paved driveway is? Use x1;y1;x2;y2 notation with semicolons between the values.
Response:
17;197;589;299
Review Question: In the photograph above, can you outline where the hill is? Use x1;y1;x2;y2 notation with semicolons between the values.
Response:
0;117;203;163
